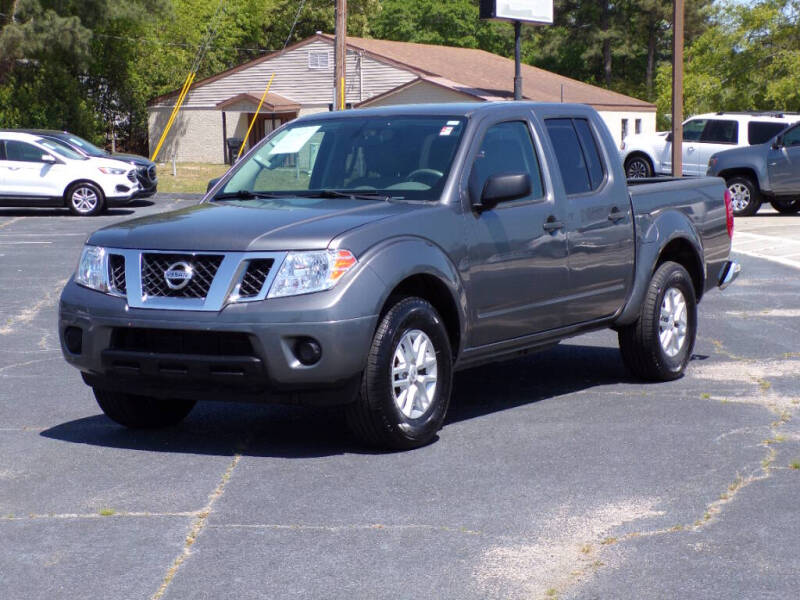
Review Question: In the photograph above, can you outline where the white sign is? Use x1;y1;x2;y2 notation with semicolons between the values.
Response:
480;0;553;25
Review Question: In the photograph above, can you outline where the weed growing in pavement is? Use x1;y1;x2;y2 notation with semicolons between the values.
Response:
99;508;115;516
790;460;800;470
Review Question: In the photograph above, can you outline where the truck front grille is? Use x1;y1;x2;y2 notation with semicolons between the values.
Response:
141;253;223;299
110;327;255;357
238;259;275;298
108;254;126;294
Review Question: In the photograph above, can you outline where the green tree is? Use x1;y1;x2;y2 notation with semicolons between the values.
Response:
656;0;800;119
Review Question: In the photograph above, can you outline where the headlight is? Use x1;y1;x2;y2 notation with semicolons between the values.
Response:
99;166;126;175
267;249;357;298
75;245;110;292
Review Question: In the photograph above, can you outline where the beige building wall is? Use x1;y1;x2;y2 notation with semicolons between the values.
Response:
598;111;657;148
149;107;228;163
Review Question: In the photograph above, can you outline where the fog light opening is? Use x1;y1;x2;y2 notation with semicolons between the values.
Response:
294;338;322;366
64;326;83;354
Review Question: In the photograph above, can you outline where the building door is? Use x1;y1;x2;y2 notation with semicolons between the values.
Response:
247;112;297;149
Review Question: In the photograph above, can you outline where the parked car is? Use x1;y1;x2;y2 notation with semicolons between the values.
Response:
0;131;140;215
621;112;800;178
8;130;158;198
59;102;739;449
708;121;800;216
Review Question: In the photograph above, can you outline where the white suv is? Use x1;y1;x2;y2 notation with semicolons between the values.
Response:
620;112;800;178
0;131;140;216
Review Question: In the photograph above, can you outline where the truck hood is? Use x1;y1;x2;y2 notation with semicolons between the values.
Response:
88;197;425;252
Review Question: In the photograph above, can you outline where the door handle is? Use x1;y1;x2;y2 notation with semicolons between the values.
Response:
687;147;695;153
608;207;626;222
7;167;20;171
543;217;564;232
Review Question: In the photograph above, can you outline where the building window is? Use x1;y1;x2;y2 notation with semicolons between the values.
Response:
308;51;330;70
635;119;642;134
621;119;629;141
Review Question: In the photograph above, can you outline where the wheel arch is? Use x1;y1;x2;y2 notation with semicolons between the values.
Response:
62;179;105;207
359;237;467;358
717;167;764;192
625;151;654;172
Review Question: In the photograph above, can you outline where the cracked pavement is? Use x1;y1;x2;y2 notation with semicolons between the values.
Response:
1;199;798;599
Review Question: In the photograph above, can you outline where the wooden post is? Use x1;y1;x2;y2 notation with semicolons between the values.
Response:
221;111;228;164
671;0;684;177
334;0;347;110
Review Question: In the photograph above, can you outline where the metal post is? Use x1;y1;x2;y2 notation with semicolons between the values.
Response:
334;0;347;110
221;111;228;164
671;0;684;177
513;21;522;101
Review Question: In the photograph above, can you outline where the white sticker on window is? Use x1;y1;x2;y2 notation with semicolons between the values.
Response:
439;126;454;136
268;126;321;155
446;120;460;126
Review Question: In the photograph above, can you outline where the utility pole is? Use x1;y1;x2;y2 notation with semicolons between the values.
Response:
513;21;522;100
334;0;347;110
671;0;684;177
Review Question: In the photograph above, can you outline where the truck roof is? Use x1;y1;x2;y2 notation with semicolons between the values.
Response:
296;101;595;121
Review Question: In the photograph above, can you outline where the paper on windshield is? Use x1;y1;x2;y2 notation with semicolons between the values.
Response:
268;126;321;155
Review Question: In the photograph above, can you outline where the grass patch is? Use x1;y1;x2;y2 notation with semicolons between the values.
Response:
156;163;230;194
790;460;800;470
700;392;711;399
99;508;116;516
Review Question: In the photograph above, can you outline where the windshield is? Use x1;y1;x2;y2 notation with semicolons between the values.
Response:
64;134;108;157
216;115;467;201
37;138;87;161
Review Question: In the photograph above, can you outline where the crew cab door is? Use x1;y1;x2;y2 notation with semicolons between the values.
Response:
463;117;569;347
543;117;635;323
768;124;800;195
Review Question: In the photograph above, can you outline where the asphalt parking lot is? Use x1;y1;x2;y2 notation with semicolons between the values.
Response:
1;197;799;599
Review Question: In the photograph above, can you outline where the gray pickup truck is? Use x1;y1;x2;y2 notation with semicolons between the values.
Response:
59;103;739;449
708;121;800;216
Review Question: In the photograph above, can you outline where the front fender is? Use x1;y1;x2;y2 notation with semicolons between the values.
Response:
359;236;468;349
614;209;704;326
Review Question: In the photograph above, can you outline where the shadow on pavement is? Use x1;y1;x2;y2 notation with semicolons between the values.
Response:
41;344;633;458
0;208;136;217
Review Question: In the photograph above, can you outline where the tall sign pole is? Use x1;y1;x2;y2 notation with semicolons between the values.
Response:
671;0;684;177
479;1;553;100
334;0;347;110
514;21;522;100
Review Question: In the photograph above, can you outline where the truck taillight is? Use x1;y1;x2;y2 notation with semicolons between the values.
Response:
724;188;734;238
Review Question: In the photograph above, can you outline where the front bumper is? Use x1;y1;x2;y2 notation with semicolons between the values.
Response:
59;280;377;405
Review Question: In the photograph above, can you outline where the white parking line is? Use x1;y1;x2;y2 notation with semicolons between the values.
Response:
0;241;52;245
733;232;800;270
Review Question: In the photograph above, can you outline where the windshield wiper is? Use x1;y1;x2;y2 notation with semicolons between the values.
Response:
297;189;392;201
213;190;284;201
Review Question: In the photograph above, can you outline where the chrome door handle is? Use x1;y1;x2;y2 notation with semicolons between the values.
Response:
687;147;695;153
543;217;564;232
7;167;20;171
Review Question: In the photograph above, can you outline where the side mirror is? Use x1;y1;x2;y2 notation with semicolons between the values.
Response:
473;173;531;211
41;154;56;164
771;136;783;150
666;133;673;143
206;177;221;193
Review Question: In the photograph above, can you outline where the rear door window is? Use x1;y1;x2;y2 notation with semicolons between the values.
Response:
0;141;6;161
544;118;606;195
748;121;789;145
701;119;738;144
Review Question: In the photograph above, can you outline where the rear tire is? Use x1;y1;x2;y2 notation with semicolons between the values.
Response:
727;176;761;216
770;197;800;214
618;261;697;381
346;297;453;450
94;389;196;428
67;182;105;216
625;154;653;179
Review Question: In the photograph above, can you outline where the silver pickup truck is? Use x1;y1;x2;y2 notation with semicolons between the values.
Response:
708;121;800;216
59;103;739;449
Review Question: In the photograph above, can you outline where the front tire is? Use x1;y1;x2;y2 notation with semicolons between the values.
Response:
770;197;800;215
618;261;697;381
625;154;653;179
346;297;453;450
67;182;105;216
727;176;761;216
94;389;196;428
